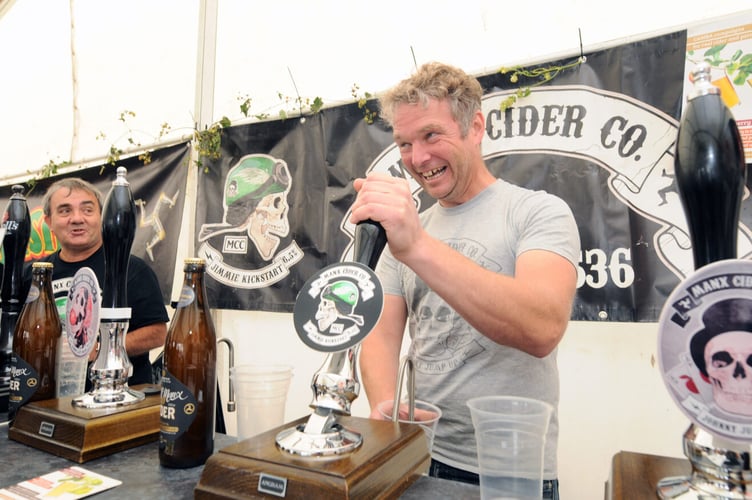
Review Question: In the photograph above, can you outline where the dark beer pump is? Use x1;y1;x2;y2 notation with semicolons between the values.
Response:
198;206;430;498
73;167;144;407
101;167;137;310
0;185;31;420
277;220;387;456
673;62;746;268
656;62;749;498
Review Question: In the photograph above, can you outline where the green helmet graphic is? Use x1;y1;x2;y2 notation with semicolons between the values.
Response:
322;281;359;316
224;155;290;225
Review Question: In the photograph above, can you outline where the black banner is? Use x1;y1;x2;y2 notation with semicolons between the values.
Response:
0;142;190;304
195;31;751;321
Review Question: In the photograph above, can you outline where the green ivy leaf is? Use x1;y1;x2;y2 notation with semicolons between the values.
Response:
310;96;324;114
704;44;726;57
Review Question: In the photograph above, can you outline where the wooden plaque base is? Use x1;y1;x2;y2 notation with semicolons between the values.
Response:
7;384;161;463
195;415;430;499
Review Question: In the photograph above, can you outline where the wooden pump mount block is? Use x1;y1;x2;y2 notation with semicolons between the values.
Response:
7;384;161;463
195;415;430;499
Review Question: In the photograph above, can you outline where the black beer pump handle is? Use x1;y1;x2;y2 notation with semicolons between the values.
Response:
1;184;31;307
353;220;387;271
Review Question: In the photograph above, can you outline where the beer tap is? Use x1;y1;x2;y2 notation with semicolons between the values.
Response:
0;186;31;420
657;62;750;499
277;220;387;456
74;167;144;408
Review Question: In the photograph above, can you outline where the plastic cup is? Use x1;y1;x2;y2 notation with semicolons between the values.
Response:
230;364;292;441
467;396;553;500
55;330;88;398
377;399;442;454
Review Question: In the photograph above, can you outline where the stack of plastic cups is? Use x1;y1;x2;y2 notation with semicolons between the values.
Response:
230;364;293;441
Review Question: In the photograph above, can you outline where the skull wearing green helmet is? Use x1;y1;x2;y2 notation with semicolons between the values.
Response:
322;281;359;316
224;154;290;225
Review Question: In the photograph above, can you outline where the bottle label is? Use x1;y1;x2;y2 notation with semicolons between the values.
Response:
25;284;40;303
159;370;198;443
176;286;195;308
9;353;40;412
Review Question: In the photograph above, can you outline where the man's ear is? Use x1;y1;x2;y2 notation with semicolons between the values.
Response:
471;109;485;145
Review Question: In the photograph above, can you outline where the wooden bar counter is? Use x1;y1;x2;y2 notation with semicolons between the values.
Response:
606;450;691;500
1;422;480;499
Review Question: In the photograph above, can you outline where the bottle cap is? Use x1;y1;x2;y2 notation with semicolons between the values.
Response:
32;262;53;269
184;258;206;268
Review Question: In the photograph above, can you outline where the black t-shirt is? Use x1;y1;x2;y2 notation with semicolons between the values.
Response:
24;246;169;386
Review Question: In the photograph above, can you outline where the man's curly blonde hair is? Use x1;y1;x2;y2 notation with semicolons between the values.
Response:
378;62;483;137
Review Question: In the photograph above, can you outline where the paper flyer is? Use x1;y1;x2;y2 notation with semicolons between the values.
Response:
0;466;121;500
684;12;752;162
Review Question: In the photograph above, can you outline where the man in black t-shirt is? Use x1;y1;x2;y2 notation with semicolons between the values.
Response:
26;177;168;386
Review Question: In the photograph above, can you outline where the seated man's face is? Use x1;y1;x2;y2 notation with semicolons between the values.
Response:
45;188;102;256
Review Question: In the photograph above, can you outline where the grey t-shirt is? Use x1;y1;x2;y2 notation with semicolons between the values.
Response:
376;179;580;478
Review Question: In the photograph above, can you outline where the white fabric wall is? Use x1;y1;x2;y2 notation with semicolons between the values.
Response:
2;0;748;175
1;1;749;498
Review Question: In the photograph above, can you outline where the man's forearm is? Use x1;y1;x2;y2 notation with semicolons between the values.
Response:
361;337;401;415
125;323;167;357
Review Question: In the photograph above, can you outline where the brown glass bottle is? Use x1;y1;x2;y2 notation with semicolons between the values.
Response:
9;262;60;420
159;258;217;468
